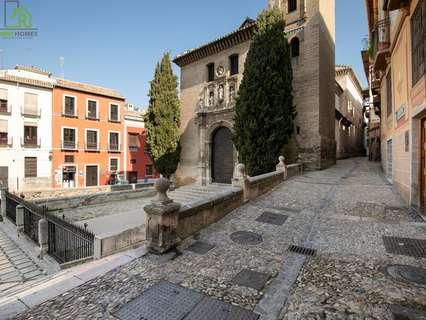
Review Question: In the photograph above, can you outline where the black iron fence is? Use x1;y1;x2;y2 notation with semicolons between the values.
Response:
4;192;95;264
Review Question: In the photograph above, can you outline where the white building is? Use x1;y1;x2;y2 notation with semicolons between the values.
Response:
0;66;55;191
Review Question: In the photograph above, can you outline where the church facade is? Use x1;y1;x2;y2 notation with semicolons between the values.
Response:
173;0;336;186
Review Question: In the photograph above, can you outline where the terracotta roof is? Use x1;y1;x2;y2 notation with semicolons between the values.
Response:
56;78;125;100
15;65;52;76
0;73;53;89
173;18;256;67
335;65;363;96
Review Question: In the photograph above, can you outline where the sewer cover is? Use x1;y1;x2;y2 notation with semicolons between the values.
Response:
256;212;288;226
383;236;426;258
389;304;426;320
232;269;270;291
186;241;215;255
230;231;263;245
185;297;259;320
385;264;426;288
113;281;203;320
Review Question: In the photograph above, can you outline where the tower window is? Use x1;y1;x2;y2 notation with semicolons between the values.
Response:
290;37;300;58
288;0;297;13
207;63;215;82
229;54;239;75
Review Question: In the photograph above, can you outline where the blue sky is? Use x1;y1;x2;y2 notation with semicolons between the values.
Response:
1;0;368;108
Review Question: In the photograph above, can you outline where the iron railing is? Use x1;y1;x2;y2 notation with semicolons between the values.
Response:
5;191;19;224
61;140;77;150
371;18;390;59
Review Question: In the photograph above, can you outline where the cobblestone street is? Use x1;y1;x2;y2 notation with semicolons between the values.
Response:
12;158;426;319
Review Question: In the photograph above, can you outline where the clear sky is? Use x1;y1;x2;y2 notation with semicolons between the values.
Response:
1;0;368;109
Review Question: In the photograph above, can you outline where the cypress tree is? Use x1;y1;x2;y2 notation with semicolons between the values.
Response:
146;52;181;179
233;7;296;176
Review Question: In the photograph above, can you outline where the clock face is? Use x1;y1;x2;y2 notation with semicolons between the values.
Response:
216;66;225;76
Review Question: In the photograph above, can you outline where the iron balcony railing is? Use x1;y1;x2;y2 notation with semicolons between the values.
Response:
108;143;120;152
371;18;390;63
0;103;11;115
85;141;99;151
21;137;41;148
61;140;78;150
62;108;77;118
0;136;12;147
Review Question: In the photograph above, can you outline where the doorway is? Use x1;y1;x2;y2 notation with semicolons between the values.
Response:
211;127;234;184
85;165;98;187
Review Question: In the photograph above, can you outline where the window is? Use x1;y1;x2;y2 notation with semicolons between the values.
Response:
290;37;300;58
64;96;76;117
23;93;38;116
146;165;153;176
386;69;393;117
63;128;77;149
109;158;119;172
411;0;426;86
24;125;38;146
207;63;215;82
87;100;98;120
85;130;98;151
130;159;136;164
0;89;8;113
128;133;139;151
0;120;7;146
24;157;37;178
64;155;74;163
229;55;239;75
288;0;297;12
109;132;120;151
109;104;119;122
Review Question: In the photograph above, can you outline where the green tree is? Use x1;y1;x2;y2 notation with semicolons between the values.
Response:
146;52;181;179
233;7;296;176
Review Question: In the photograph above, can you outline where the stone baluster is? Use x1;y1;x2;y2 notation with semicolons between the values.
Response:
144;178;181;254
232;163;250;202
16;205;24;233
38;219;48;258
276;156;288;180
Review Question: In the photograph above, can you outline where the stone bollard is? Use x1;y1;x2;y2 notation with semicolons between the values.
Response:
144;177;181;254
232;163;250;202
276;156;288;180
16;205;24;233
38;219;48;258
0;184;6;222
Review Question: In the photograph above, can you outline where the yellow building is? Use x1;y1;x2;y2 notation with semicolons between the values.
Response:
363;0;426;213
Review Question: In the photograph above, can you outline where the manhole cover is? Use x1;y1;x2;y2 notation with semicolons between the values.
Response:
383;236;426;258
385;264;426;288
232;269;270;291
256;212;288;226
186;241;215;255
230;231;263;245
389;304;426;320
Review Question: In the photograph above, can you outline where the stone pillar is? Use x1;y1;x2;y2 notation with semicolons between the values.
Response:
144;178;181;254
276;156;288;180
297;154;304;173
232;163;250;202
16;205;24;233
38;218;48;258
197;112;208;186
0;185;6;222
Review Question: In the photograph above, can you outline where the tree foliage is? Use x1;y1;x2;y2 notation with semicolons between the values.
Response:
233;7;296;176
145;52;181;178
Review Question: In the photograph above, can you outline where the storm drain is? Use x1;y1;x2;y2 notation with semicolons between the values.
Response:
230;231;263;246
385;264;426;288
186;241;215;255
232;269;271;291
382;236;426;258
256;212;288;226
288;245;317;257
113;281;259;320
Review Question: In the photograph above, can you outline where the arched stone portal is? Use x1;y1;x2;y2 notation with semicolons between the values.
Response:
211;127;234;184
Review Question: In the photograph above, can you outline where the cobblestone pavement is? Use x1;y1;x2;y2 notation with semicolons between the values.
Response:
0;228;45;296
13;158;426;319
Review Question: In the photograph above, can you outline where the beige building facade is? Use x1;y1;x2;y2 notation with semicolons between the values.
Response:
363;0;426;211
174;0;336;186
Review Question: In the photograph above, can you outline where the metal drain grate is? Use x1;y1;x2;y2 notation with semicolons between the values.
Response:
288;245;316;257
383;236;426;258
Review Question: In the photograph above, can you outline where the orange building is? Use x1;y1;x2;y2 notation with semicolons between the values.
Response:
52;79;125;188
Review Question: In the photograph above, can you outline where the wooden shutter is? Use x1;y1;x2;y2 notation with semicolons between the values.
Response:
24;93;38;115
24;157;37;178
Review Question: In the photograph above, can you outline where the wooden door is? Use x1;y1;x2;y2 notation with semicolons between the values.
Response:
86;166;98;187
211;127;234;184
421;119;426;206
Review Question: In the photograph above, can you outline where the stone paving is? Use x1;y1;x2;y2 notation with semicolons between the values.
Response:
11;158;426;319
0;229;45;297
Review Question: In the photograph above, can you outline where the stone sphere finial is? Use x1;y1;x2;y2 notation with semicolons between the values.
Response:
236;163;246;176
279;156;285;164
153;177;172;204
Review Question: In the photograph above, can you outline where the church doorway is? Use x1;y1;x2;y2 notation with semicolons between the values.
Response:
211;127;234;184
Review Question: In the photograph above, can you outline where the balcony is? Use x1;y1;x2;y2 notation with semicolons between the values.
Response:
22;137;40;148
108;143;120;152
21;106;41;118
86;114;99;121
85;141;99;152
385;0;410;11
0;102;11;115
372;18;390;72
61;140;78;151
0;137;12;148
